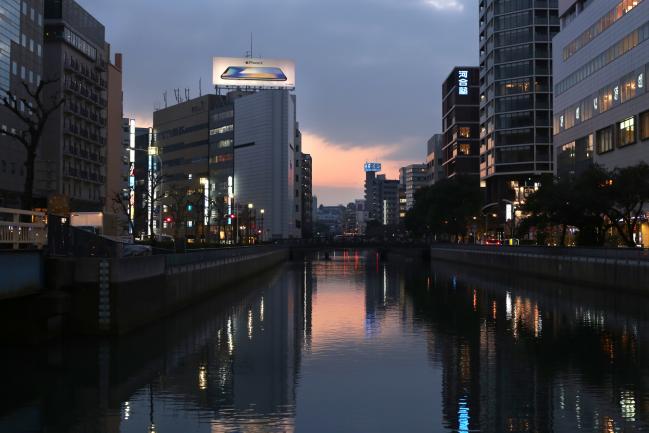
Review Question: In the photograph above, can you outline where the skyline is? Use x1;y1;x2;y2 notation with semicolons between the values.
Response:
82;0;479;205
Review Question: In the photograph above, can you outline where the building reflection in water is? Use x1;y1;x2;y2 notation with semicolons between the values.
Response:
1;252;649;432
408;261;649;433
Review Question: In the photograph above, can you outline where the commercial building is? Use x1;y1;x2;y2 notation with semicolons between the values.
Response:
443;67;480;178
399;163;428;210
364;163;400;227
553;0;649;178
0;0;44;207
426;134;446;185
153;95;218;240
39;0;115;211
233;89;301;240
479;0;559;202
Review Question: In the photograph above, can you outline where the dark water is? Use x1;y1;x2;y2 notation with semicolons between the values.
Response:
2;250;649;433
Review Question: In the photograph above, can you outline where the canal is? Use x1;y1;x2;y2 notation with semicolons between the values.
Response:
1;250;649;432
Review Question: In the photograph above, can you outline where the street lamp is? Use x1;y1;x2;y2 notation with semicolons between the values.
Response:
260;209;265;242
247;203;253;244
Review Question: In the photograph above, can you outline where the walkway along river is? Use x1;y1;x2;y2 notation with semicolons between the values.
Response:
1;250;648;432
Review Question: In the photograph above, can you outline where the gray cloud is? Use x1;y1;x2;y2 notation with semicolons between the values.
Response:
84;0;478;164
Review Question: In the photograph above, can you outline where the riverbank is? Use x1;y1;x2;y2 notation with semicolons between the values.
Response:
45;246;289;336
429;245;649;293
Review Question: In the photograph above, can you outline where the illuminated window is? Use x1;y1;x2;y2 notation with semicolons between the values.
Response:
187;220;194;228
617;117;636;147
459;127;471;138
209;125;233;135
459;144;471;155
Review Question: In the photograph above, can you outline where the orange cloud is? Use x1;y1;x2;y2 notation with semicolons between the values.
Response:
301;131;413;189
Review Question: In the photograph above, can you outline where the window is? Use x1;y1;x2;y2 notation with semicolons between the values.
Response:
20;66;25;80
188;174;193;180
187;221;194;228
29;39;33;52
21;2;26;15
30;7;34;21
596;126;614;154
640;111;649;140
210;125;233;135
459;144;471;155
21;34;26;47
11;62;17;75
617;117;635;147
459;127;471;138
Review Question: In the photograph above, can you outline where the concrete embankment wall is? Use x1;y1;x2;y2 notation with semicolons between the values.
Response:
430;246;649;293
50;247;288;335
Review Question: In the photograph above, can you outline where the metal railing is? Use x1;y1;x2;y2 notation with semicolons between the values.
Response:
0;207;47;250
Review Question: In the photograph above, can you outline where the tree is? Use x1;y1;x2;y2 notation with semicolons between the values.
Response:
162;187;203;247
1;80;65;210
604;163;649;247
111;188;136;236
143;170;165;240
406;176;483;241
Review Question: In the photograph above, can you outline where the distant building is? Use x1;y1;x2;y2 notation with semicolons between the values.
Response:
553;0;649;178
104;53;125;235
0;0;44;207
426;134;445;186
300;152;313;238
364;163;400;226
355;199;368;234
399;163;428;209
442;67;480;179
317;205;345;235
40;0;116;211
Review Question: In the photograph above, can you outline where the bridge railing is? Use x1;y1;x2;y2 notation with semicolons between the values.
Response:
0;207;47;250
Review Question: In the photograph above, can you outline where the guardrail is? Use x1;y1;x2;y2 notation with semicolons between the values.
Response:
0;207;47;250
430;243;649;262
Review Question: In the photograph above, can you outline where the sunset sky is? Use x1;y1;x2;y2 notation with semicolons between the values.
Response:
83;0;479;205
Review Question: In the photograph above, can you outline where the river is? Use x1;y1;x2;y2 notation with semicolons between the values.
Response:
1;250;648;432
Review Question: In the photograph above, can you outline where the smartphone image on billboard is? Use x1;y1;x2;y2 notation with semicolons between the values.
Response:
220;66;287;81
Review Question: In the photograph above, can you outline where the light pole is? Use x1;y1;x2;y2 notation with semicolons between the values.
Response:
247;203;253;244
260;209;265;242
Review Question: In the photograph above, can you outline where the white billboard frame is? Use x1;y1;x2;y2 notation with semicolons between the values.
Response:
213;57;296;90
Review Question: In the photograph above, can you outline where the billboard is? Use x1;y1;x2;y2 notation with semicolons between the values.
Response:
364;162;382;172
213;57;296;89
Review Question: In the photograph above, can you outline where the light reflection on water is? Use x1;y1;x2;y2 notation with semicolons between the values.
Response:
0;250;649;432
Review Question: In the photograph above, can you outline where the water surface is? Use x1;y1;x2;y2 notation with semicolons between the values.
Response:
1;250;649;432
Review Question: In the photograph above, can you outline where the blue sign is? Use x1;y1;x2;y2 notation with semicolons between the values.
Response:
364;162;382;172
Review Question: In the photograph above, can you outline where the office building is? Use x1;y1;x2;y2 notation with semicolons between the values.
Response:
234;90;301;239
553;0;649;178
364;164;400;227
153;95;220;240
316;205;345;235
479;0;559;202
40;0;114;211
426;134;446;185
442;67;480;178
0;0;44;207
399;163;428;210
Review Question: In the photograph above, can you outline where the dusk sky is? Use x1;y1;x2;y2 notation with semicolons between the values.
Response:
83;0;479;205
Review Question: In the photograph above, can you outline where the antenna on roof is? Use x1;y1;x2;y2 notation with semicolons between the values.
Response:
174;88;181;104
245;32;254;58
199;78;202;97
185;88;190;101
163;91;168;108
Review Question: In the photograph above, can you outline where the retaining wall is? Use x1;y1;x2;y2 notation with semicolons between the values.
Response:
430;245;649;293
50;247;288;335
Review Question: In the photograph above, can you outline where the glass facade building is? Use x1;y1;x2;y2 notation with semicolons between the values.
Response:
0;0;21;93
479;0;559;202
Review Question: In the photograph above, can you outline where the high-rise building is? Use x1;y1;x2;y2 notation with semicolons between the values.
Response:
426;134;446;185
443;67;480;178
479;0;559;202
234;89;301;239
399;163;428;210
364;164;400;227
0;0;44;207
40;0;114;211
553;0;649;179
